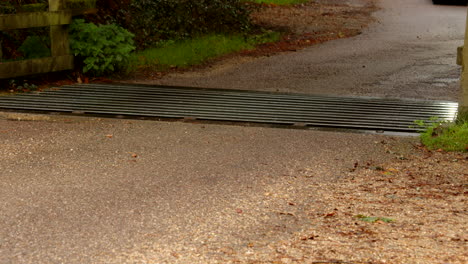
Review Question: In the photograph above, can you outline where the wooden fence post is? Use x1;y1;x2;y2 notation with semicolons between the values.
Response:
460;8;468;120
49;0;70;57
0;0;74;79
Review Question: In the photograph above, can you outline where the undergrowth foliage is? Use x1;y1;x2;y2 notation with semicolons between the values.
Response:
88;0;251;49
69;19;135;76
415;118;468;152
18;35;51;59
0;0;49;14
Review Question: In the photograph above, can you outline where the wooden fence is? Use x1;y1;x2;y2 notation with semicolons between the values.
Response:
0;0;75;79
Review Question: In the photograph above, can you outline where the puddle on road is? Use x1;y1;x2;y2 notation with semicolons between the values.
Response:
431;77;460;87
433;77;460;83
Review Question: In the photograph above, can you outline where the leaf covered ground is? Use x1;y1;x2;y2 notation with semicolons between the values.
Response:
227;0;379;57
178;140;467;264
232;142;467;263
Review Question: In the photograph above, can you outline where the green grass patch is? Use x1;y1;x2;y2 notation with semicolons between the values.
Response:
128;32;280;72
355;215;395;223
415;118;468;152
244;0;309;5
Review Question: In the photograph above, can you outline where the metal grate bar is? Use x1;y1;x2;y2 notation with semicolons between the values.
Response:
0;83;459;132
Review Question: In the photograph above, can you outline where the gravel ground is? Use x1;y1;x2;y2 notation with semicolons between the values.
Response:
1;113;465;263
1;0;467;263
97;135;467;264
215;144;468;264
118;0;468;262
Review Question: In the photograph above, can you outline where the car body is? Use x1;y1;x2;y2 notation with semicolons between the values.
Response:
433;0;468;4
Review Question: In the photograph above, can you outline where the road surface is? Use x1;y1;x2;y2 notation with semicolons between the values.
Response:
0;0;466;263
150;0;466;102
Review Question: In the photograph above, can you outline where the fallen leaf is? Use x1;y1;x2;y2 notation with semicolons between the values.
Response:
350;161;359;172
371;166;385;171
279;212;295;217
324;212;336;218
381;171;394;176
300;234;317;240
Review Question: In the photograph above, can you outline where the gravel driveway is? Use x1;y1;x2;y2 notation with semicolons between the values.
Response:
0;0;467;263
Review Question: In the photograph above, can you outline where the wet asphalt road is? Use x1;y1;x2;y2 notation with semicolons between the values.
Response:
150;0;466;102
0;0;467;263
0;115;416;263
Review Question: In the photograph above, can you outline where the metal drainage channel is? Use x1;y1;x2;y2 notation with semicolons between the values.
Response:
0;83;459;132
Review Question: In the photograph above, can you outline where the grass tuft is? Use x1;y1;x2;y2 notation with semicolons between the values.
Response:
128;32;280;73
355;215;395;223
415;118;468;152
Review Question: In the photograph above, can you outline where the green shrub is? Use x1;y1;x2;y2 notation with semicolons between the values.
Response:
64;0;96;9
19;3;48;12
1;0;49;13
18;35;51;59
69;19;135;76
0;1;16;14
90;0;252;49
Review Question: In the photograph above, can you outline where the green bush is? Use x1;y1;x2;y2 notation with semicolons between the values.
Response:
0;0;49;13
90;0;251;49
69;19;135;76
18;35;51;59
64;0;96;9
0;1;16;14
19;3;48;12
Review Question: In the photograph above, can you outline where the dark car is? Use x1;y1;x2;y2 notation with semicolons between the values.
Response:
433;0;468;4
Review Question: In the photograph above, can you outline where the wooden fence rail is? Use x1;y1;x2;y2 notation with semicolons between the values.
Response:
0;0;74;79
